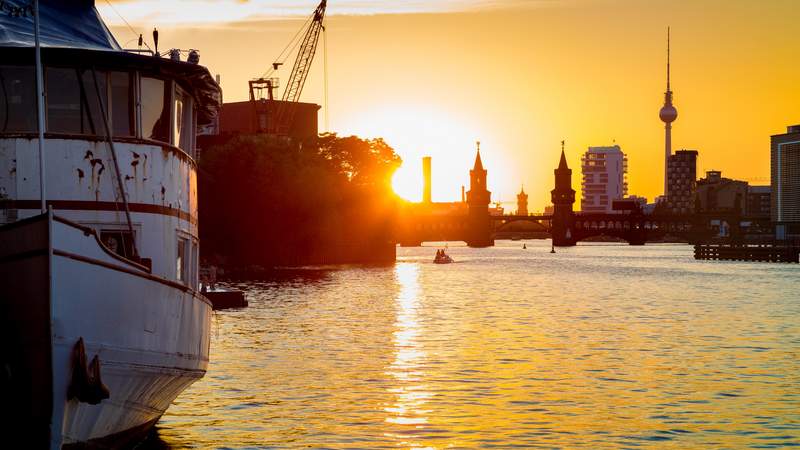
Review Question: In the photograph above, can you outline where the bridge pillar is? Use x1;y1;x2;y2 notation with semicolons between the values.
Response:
466;210;494;247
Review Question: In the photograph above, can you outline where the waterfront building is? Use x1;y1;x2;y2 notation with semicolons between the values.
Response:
771;124;800;239
695;170;748;215
516;186;528;216
422;156;432;203
747;186;771;218
659;28;678;196
580;145;628;213
665;149;698;214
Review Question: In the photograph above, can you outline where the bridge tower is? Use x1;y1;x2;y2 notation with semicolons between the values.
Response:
551;144;576;246
466;142;494;247
517;186;528;216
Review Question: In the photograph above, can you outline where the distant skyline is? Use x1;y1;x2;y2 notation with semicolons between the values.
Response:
101;0;800;208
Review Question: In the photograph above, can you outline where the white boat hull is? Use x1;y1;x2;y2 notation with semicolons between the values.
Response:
0;212;211;448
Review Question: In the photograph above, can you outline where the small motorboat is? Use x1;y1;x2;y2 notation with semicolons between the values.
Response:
523;243;527;249
434;249;454;264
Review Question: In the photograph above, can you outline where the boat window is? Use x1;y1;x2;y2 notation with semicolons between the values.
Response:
0;66;37;133
100;230;135;259
191;240;199;288
140;77;170;143
110;71;134;137
177;236;189;283
79;70;108;135
45;68;81;133
45;67;107;135
174;85;194;154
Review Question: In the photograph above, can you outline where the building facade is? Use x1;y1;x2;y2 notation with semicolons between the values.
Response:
771;124;800;239
695;170;748;215
580;145;628;213
665;149;698;214
747;185;771;218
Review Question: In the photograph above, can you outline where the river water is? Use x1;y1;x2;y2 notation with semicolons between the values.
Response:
151;241;799;448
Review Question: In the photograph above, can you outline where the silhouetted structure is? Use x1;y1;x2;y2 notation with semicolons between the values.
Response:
422;156;432;204
516;186;528;216
212;100;320;143
771;124;800;240
696;170;748;215
660;28;678;195
666;149;698;214
551;145;576;246
466;143;493;247
747;186;771;218
396;143;771;247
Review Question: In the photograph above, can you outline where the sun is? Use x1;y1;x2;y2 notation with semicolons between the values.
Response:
392;163;423;202
342;104;494;202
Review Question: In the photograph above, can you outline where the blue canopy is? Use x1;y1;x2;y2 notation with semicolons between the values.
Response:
0;0;120;51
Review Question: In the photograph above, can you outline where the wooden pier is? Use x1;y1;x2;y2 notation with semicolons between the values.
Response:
694;242;800;263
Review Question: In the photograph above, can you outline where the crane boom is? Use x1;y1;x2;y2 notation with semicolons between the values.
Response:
248;0;327;137
282;0;326;103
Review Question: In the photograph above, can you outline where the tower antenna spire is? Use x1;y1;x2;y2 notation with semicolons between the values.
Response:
667;26;671;92
659;26;678;197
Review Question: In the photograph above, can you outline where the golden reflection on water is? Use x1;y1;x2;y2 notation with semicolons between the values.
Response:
151;242;800;449
385;263;434;446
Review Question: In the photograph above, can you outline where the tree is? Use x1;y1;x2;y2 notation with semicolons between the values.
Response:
198;133;402;268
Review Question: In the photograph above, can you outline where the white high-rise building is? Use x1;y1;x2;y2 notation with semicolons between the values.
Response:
581;145;628;213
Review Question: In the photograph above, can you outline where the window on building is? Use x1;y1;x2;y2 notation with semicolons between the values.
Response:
140;77;170;143
110;71;134;137
0;66;37;132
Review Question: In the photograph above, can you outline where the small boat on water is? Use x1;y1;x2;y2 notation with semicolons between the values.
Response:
0;1;220;447
434;249;454;264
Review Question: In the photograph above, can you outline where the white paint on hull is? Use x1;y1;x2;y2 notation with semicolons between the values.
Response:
46;210;211;447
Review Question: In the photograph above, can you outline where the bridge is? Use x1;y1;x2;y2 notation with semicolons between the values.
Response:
395;147;772;247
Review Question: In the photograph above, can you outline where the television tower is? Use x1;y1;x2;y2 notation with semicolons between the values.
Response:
659;27;677;196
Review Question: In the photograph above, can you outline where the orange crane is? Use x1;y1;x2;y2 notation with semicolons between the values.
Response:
249;0;327;136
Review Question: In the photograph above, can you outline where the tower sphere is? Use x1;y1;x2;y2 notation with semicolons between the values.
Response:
660;104;677;123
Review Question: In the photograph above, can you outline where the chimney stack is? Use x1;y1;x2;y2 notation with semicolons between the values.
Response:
422;156;432;203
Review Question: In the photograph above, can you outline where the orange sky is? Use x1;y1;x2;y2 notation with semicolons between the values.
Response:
101;0;799;210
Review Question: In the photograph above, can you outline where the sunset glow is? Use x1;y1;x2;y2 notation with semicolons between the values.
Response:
101;0;799;208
